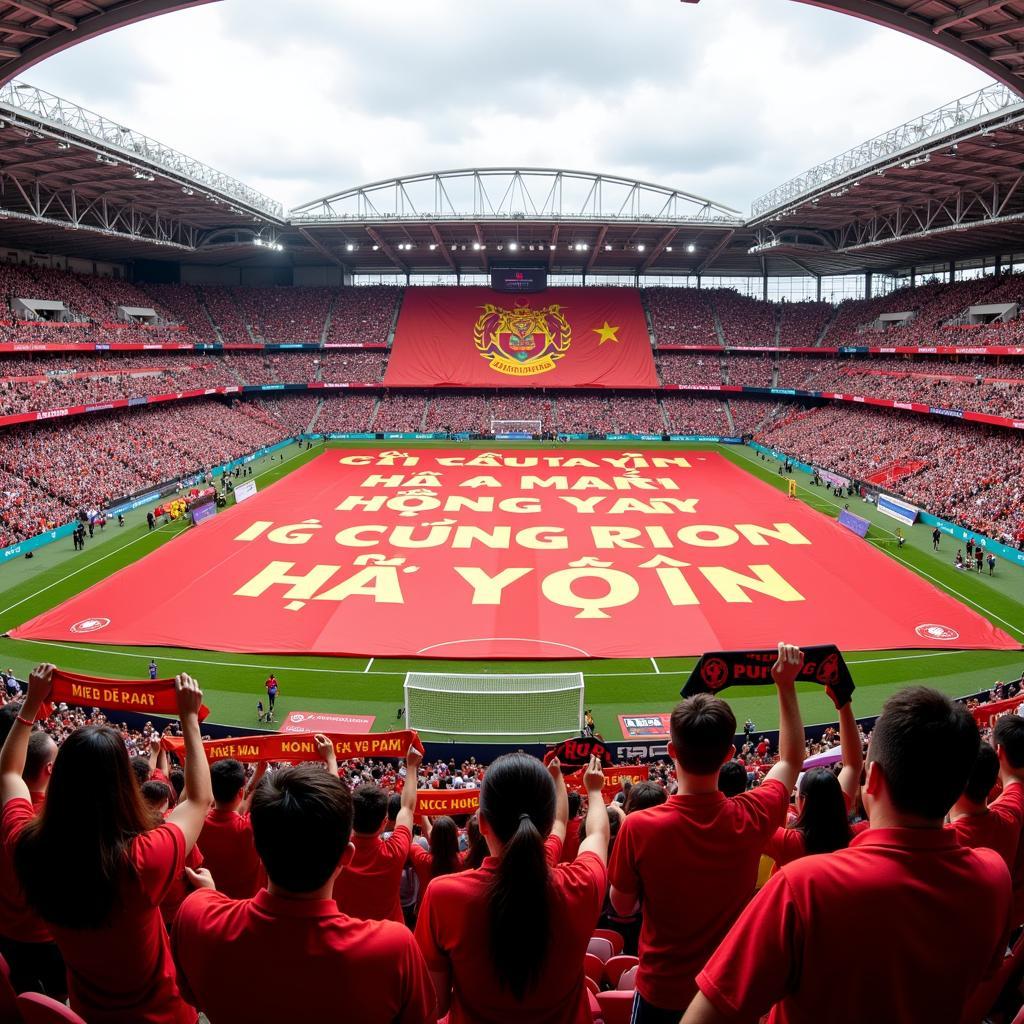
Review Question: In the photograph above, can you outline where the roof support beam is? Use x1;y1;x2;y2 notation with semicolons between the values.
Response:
0;19;49;38
365;226;408;274
934;0;1010;33
639;227;678;274
0;44;20;58
297;227;346;268
430;224;457;272
695;230;735;275
473;223;488;271
960;16;1020;41
6;1;75;30
585;225;608;272
547;224;559;270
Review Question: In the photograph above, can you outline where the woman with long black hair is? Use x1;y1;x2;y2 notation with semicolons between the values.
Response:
415;753;609;1023
459;813;487;870
765;700;864;869
0;664;212;1024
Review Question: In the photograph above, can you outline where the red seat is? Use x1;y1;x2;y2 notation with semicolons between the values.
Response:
617;966;638;992
596;990;634;1024
1012;1004;1024;1024
587;936;614;963
592;928;625;957
16;994;85;1024
0;954;21;1024
604;955;639;990
583;953;605;986
585;976;600;997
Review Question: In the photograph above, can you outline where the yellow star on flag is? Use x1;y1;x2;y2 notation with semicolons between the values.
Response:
594;322;621;345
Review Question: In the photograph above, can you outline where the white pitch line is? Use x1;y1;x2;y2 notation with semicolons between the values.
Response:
650;657;661;674
364;657;375;673
0;441;312;621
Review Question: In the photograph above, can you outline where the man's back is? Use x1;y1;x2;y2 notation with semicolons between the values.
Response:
333;825;412;922
948;784;1024;870
198;808;264;900
696;828;1011;1024
609;780;788;1010
172;888;434;1024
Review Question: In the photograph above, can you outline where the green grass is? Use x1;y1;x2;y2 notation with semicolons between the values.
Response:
0;438;1020;744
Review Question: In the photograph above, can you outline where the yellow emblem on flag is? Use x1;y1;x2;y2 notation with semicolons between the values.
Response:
473;303;572;377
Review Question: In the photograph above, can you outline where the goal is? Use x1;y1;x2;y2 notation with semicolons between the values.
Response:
491;419;541;437
403;672;584;737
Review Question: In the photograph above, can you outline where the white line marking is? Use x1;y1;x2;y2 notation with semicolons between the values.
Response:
364;657;375;673
0;442;311;621
650;657;661;674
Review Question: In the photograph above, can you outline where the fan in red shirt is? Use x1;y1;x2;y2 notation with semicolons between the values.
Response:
416;752;609;1024
763;700;865;871
0;725;64;998
684;687;1012;1024
407;814;462;897
608;642;807;1023
947;736;1024;870
333;745;421;922
197;758;266;900
0;664;213;1024
173;734;435;1024
992;716;1024;924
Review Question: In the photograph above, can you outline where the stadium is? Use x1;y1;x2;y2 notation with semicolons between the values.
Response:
0;1;1019;1022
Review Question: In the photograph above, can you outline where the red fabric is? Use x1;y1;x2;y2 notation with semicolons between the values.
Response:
414;850;606;1024
948;783;1024;871
414;790;480;818
972;694;1024;728
40;670;209;721
764;826;807;869
172;888;435;1024
15;450;1017;660
333;825;411;923
1;799;195;1024
384;286;657;388
0;791;49;943
696;828;1012;1024
608;781;789;1011
161;730;423;764
197;809;264;900
161;841;203;927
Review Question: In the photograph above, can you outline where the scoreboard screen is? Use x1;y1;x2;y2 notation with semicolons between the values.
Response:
490;265;547;293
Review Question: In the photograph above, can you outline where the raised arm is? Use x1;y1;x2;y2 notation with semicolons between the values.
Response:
395;745;422;834
166;674;213;852
239;760;268;814
547;756;569;844
763;643;806;796
578;756;610;864
315;733;338;776
0;664;52;806
836;702;864;805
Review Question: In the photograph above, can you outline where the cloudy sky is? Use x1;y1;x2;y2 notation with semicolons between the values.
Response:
24;0;993;215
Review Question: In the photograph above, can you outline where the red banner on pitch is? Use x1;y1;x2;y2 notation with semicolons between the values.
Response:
42;669;210;721
279;711;375;734
162;730;422;764
384;287;657;388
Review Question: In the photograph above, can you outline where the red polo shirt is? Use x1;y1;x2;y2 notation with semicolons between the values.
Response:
0;791;49;944
948;782;1024;872
560;816;583;863
333;825;411;922
415;849;606;1024
198;807;264;900
608;779;788;1010
1;798;195;1024
172;888;435;1023
697;827;1011;1024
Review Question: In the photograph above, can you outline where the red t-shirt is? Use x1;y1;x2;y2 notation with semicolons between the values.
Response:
333;825;411;922
172;888;435;1024
608;780;788;1010
0;791;49;943
415;846;606;1024
696;827;1011;1024
161;840;203;928
1;798;196;1024
949;782;1024;873
559;817;583;863
198;808;264;900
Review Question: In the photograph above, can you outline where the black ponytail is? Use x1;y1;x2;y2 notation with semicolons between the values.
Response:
480;753;555;1000
794;768;852;855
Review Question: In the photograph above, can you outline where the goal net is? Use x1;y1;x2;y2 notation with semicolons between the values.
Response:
491;419;541;437
404;672;584;737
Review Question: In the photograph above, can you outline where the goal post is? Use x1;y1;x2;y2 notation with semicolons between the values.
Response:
403;672;584;738
491;419;541;438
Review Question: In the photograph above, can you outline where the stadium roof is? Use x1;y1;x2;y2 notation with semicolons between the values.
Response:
0;0;217;86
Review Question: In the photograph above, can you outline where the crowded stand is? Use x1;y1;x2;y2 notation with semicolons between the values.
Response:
777;299;833;346
314;394;379;434
555;394;614;434
488;394;554;431
197;287;250;344
727;399;779;435
713;289;778;347
655;353;723;386
140;284;218;342
424;393;491;434
318;350;387;383
724;352;774;387
372;393;428;432
232;286;332;344
644;287;719;345
660;396;730;434
326;286;400;346
612;394;665;434
0;644;1017;1023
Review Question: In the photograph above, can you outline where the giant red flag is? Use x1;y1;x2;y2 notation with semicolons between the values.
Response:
383;286;657;388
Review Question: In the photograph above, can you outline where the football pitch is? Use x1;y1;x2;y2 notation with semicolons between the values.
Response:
0;438;1021;744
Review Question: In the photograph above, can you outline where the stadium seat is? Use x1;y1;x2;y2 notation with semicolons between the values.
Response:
616;966;638;992
583;953;605;986
603;955;639;990
592;928;625;956
585;976;600;997
586;936;615;962
0;954;20;1024
16;993;86;1024
596;990;634;1024
1011;1004;1024;1024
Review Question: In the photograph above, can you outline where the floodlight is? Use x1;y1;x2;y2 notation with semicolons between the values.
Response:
509;241;518;251
637;244;646;252
686;243;696;253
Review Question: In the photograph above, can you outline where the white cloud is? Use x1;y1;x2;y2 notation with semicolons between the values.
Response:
24;0;993;215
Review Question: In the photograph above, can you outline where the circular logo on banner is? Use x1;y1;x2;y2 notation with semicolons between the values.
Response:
70;618;110;634
701;657;730;691
815;653;840;687
915;623;960;641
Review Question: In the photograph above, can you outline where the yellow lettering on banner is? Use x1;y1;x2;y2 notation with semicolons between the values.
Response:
515;527;567;551
334;525;388;547
541;568;640;619
700;564;804;603
450;526;511;549
103;688;155;707
446;496;494;512
71;683;102;702
338;455;374;465
522;476;567;490
313;567;405;604
336;495;387;512
591;526;644;549
676;526;739;547
499;497;542;514
391;524;456;549
235;521;272;541
611;476;659;490
651;457;692;468
235;562;340;600
267;520;321;545
455;566;532;604
361;474;406;488
437;457;466;467
560;496;605;514
735;523;811;546
653;567;699;606
459;476;501;488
